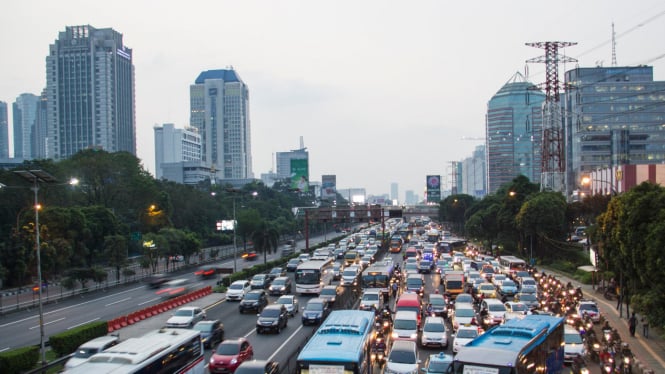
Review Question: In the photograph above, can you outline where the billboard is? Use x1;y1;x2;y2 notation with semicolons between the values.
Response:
426;175;441;203
321;175;337;200
290;158;309;192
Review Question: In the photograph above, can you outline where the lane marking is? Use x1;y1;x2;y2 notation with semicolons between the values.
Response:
138;297;160;306
267;325;303;361
105;297;131;307
243;328;256;338
67;318;100;330
30;317;65;330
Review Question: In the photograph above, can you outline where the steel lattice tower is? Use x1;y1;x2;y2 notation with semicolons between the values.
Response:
526;41;577;192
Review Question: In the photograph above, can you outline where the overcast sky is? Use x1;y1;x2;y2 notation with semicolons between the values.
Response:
2;0;664;199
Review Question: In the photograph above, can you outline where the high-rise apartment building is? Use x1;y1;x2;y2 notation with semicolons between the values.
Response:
190;69;252;181
563;66;665;196
0;101;8;159
460;144;487;198
486;72;546;194
154;123;203;180
46;25;135;160
32;90;48;160
276;148;309;179
12;93;39;159
390;183;398;203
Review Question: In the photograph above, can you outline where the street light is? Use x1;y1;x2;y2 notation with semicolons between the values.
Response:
580;175;618;196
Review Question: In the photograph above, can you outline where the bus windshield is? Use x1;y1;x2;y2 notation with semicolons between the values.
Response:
296;270;320;284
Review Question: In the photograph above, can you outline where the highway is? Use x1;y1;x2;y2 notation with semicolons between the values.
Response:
0;231;337;352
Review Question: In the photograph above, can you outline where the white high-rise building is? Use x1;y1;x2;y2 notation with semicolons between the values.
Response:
154;123;202;180
190;68;252;182
12;93;39;159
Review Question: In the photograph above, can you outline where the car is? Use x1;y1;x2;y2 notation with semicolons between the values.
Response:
64;335;120;369
193;319;225;348
576;300;601;323
267;267;286;281
166;306;206;328
286;258;301;272
563;325;586;363
451;303;476;331
454;293;474;305
405;274;425;296
209;338;254;374
392;310;419;341
156;278;192;299
341;265;360;286
514;292;539;310
268;276;292;296
145;273;172;289
298;253;311;262
256;304;289;334
422;352;453;374
334;248;345;260
250;274;270;289
420;316;448;348
360;254;373;268
519;284;539;295
498;279;518;296
234;360;279;374
427;294;448;318
239;290;268;313
332;263;343;281
359;289;383;311
503;301;528;321
518;277;538;291
275;295;299;316
480;299;507;326
301;298;330;325
386;340;419;374
403;262;419;275
319;285;338;305
418;260;433;274
491;273;507;287
242;251;258;261
477;282;497;299
452;325;480;353
227;280;251;301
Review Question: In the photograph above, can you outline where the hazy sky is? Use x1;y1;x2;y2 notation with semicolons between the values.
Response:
2;1;664;199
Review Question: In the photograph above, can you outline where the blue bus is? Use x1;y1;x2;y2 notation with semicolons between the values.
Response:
452;314;565;374
297;310;375;374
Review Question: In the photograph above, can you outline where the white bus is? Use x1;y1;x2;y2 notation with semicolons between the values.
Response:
499;255;527;277
65;328;204;374
295;258;334;295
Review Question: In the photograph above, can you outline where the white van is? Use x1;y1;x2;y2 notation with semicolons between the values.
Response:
64;335;120;369
392;310;419;341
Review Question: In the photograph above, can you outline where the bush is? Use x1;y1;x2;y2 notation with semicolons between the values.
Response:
0;346;38;374
213;285;227;293
49;321;108;357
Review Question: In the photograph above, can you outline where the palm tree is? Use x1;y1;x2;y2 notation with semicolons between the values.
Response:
251;222;280;266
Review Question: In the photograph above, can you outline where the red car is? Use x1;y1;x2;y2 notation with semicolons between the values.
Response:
242;251;258;261
209;338;254;374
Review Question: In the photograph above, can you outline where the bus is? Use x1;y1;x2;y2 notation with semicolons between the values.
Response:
297;310;375;374
452;314;565;374
296;258;334;294
498;256;527;278
360;262;394;300
389;236;403;253
65;328;204;374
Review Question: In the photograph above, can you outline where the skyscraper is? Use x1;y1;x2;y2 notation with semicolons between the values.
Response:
0;101;8;159
12;93;39;159
564;66;665;195
154;123;202;180
486;72;545;193
32;90;48;160
390;182;398;203
46;25;135;160
190;68;252;181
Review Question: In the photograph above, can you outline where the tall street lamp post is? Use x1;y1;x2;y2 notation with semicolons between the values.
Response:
12;170;57;366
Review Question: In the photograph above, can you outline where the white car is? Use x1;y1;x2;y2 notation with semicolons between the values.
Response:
165;306;206;328
451;303;476;331
452;325;480;353
576;300;601;323
64;335;120;369
341;266;359;286
386;340;419;374
504;301;529;321
226;280;251;301
275;295;299;316
420;316;448;348
564;326;586;363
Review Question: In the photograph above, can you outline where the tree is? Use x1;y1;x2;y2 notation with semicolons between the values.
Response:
515;191;567;261
104;234;128;282
251;223;280;266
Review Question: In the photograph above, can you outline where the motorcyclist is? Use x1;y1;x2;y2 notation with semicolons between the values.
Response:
371;332;387;364
426;303;433;316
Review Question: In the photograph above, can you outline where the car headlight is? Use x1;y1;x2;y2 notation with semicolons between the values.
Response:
391;331;399;339
410;333;418;339
272;320;279;325
230;358;238;364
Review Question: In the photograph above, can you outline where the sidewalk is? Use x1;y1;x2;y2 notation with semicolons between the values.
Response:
543;267;664;374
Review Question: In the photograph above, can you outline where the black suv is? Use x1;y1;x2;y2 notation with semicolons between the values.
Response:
256;304;288;334
239;290;268;313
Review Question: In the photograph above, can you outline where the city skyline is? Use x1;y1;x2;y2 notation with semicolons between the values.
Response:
1;1;664;196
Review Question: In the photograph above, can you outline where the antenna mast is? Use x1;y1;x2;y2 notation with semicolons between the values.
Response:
611;22;618;66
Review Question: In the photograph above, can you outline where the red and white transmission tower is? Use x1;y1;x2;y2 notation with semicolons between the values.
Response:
526;41;577;192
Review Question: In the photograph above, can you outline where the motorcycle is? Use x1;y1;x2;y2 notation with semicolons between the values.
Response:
370;337;387;367
571;356;590;374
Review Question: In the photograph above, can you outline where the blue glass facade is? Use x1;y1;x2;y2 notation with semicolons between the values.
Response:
563;66;665;193
486;73;546;193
